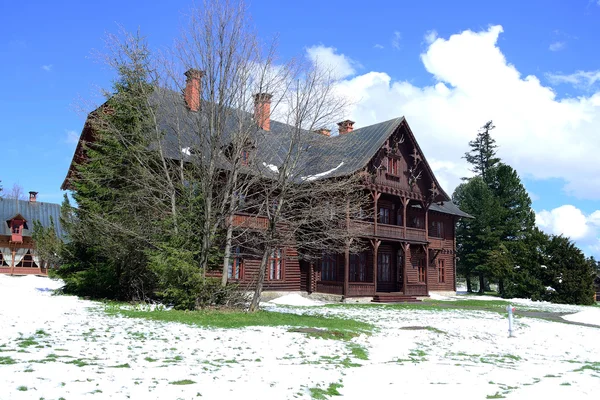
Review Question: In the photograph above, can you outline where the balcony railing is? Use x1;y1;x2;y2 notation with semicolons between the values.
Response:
232;214;269;230
348;220;426;242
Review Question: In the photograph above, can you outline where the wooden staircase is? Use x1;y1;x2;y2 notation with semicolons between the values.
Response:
372;293;421;303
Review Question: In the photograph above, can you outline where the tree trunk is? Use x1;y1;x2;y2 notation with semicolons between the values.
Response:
498;279;505;297
249;249;270;312
466;275;472;293
478;273;485;294
221;219;234;287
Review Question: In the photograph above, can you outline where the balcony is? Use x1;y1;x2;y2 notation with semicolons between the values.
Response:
232;213;269;230
348;220;426;242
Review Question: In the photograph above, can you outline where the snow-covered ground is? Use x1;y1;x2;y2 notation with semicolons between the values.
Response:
1;275;599;399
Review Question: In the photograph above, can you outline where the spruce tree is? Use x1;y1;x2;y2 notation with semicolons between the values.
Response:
464;121;500;183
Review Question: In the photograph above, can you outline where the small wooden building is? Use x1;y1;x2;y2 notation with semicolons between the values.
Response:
0;193;62;275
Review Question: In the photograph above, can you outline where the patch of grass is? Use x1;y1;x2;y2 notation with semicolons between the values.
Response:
144;357;158;362
347;344;368;360
107;307;372;336
309;382;343;399
17;386;28;391
572;362;600;373
486;393;506;399
560;382;571;386
109;363;131;368
66;359;91;367
0;356;16;365
24;368;34;372
17;337;39;348
35;329;49;336
289;327;359;341
170;379;196;385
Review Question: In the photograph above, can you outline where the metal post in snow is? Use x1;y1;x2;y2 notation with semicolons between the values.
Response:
506;304;515;338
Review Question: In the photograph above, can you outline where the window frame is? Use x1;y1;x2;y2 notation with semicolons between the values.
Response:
269;248;284;280
379;207;391;225
321;253;337;282
418;258;426;283
349;252;367;282
438;259;445;283
387;157;400;176
227;246;244;280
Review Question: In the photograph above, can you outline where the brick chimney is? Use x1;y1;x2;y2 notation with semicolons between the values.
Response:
184;69;204;111
314;128;331;137
254;93;272;131
337;120;355;135
29;191;38;202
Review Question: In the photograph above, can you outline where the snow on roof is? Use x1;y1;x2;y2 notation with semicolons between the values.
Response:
301;162;344;182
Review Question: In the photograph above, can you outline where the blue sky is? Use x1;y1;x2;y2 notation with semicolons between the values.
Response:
2;0;600;255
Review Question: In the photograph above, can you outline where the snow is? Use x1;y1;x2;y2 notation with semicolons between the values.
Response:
2;274;600;399
562;308;600;326
301;162;344;181
262;162;279;173
266;293;324;307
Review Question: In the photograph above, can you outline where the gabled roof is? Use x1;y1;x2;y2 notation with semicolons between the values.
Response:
0;198;63;238
64;87;468;218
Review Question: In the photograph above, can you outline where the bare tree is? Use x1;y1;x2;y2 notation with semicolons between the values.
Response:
6;183;27;200
246;63;371;312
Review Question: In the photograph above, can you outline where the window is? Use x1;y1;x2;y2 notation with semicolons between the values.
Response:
378;253;392;282
12;223;20;234
17;251;37;268
227;246;243;280
429;221;444;238
411;216;424;229
321;253;337;281
0;251;5;266
438;259;445;283
269;249;283;280
241;150;249;166
379;207;391;224
349;253;367;282
396;211;403;226
418;258;426;283
387;157;399;175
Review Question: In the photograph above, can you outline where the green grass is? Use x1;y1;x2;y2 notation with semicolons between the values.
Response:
108;363;131;368
309;382;343;399
347;344;369;360
17;386;28;392
17;337;39;348
107;307;372;336
0;356;16;365
169;379;196;385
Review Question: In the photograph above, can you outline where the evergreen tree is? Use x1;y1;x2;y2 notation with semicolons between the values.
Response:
464;120;500;183
453;177;503;293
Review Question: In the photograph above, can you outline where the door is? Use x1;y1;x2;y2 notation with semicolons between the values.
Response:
377;252;398;292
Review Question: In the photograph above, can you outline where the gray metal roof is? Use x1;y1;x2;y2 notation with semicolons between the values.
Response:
67;87;468;219
0;198;63;238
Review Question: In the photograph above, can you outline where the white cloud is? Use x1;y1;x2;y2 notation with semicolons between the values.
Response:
546;70;600;88
392;31;402;50
536;205;590;240
536;205;600;256
374;44;384;50
424;30;438;45
328;25;600;199
42;64;53;72
305;45;356;79
65;130;79;144
549;41;566;51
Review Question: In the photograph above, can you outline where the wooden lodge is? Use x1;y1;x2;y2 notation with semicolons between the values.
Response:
63;69;470;301
0;192;63;276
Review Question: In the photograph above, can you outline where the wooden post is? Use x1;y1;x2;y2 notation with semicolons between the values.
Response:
371;239;381;293
424;244;429;294
402;197;409;239
10;248;15;276
403;243;409;294
343;245;350;297
372;190;381;237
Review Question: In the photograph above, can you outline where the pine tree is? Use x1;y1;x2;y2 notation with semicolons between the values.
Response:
464;121;500;183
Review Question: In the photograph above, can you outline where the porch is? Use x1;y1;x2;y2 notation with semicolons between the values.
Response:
312;240;430;298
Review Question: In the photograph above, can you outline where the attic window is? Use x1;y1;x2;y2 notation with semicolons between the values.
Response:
387;157;400;176
241;150;249;166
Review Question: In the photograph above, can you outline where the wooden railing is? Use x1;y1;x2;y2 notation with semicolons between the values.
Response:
405;283;428;296
347;282;375;297
232;213;269;230
348;220;426;242
316;281;343;295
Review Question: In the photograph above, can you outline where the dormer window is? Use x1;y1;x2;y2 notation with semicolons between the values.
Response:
7;214;27;243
